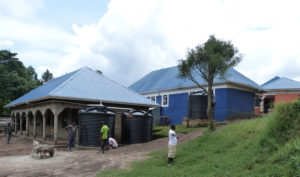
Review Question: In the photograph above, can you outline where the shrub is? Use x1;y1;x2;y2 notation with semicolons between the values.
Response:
260;101;300;152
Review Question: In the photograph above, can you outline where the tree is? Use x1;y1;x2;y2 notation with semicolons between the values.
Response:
42;69;53;83
178;35;242;129
0;50;41;116
27;65;38;80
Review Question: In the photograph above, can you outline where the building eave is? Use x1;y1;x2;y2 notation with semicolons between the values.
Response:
5;95;159;109
262;88;300;94
139;81;264;95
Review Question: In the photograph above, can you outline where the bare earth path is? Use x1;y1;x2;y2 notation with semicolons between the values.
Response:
0;129;203;177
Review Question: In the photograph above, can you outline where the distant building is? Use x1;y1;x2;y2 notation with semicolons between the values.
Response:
130;66;262;124
5;67;158;143
261;76;300;113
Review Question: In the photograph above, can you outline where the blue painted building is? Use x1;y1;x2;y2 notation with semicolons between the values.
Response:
130;66;263;124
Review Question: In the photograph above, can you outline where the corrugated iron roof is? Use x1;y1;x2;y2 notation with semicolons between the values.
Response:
262;77;300;90
6;67;158;108
129;66;262;93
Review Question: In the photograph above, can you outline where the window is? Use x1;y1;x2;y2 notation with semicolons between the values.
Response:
255;98;261;107
162;94;168;106
150;96;156;102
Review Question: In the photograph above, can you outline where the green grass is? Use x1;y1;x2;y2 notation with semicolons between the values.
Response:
99;111;300;177
152;125;205;137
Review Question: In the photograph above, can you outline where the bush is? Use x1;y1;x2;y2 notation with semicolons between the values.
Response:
260;101;300;152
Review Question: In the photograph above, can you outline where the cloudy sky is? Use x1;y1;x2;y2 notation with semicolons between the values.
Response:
1;0;300;86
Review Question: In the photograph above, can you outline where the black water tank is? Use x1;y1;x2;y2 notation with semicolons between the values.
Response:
187;94;208;119
79;107;115;147
122;110;153;144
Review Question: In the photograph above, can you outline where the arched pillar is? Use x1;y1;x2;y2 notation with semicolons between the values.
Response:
15;113;20;134
53;106;64;144
43;116;46;140
27;111;34;137
11;113;15;129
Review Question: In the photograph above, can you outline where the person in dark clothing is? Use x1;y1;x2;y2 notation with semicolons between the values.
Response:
65;122;79;151
5;123;12;144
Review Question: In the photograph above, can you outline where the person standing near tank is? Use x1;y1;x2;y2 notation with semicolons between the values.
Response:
65;122;79;151
99;121;109;153
168;125;179;166
5;122;12;144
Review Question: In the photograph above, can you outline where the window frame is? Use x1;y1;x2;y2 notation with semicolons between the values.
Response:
161;94;169;107
150;96;156;102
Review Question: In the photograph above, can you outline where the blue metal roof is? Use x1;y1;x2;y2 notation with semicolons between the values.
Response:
129;66;262;93
262;77;300;90
6;67;158;107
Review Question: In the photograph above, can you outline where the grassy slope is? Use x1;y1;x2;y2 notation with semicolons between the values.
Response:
100;115;300;177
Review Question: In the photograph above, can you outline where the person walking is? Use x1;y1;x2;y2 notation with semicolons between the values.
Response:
168;125;179;166
5;122;12;144
65;122;79;151
99;121;109;153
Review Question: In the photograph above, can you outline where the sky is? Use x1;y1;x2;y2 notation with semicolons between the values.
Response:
0;0;300;87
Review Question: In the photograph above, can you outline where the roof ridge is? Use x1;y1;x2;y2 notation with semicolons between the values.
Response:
262;76;280;86
151;65;177;73
49;67;87;95
281;77;300;83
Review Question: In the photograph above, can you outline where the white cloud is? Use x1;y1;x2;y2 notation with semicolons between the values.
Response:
0;40;14;48
0;0;43;19
1;0;300;85
63;0;300;85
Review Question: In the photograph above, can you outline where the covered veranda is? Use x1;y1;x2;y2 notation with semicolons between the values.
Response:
10;100;85;144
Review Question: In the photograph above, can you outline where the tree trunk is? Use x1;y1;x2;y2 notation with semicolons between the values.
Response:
207;83;215;130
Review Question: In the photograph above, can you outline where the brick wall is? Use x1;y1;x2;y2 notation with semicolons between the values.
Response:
274;93;300;103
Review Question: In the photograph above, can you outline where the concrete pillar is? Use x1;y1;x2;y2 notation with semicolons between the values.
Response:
14;117;17;134
20;117;23;135
54;114;58;144
43;116;46;140
33;116;36;138
26;117;29;137
76;128;79;145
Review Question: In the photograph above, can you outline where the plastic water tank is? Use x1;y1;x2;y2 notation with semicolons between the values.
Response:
121;110;153;144
79;107;115;147
187;94;208;119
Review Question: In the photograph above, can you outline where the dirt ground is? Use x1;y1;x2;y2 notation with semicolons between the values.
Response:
0;129;203;177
